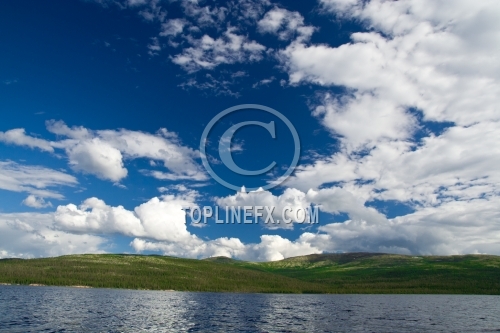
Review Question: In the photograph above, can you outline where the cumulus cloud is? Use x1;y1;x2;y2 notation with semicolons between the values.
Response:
86;0;276;93
216;188;311;229
280;0;500;202
229;189;500;256
6;0;498;259
228;0;271;22
179;0;227;27
0;161;78;199
176;0;271;27
258;7;315;41
0;128;54;152
160;18;188;37
121;189;500;258
54;194;196;242
1;121;207;183
22;195;53;209
137;0;167;22
0;193;201;259
172;27;266;72
306;196;500;256
178;73;244;97
90;0;167;21
0;192;321;261
216;186;388;228
130;236;246;259
284;0;500;126
288;91;500;208
264;0;500;257
312;92;417;151
243;234;321;261
0;212;106;258
146;170;207;181
130;233;321;262
252;76;275;88
65;138;128;182
3;188;500;260
147;37;162;56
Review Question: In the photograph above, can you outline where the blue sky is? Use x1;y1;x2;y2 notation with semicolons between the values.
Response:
1;0;500;260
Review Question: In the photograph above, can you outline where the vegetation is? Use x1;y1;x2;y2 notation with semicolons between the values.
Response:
235;253;500;294
1;253;499;294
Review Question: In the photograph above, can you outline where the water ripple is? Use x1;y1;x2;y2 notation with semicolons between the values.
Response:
1;286;499;332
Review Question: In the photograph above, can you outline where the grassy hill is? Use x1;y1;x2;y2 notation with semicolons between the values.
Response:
1;253;499;294
235;253;500;294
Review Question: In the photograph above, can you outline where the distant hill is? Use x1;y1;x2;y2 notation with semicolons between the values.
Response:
202;256;239;264
1;253;499;294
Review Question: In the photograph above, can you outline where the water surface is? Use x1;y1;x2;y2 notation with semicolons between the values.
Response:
0;285;499;332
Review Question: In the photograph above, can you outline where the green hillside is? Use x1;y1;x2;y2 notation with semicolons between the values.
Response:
1;253;499;294
234;253;500;294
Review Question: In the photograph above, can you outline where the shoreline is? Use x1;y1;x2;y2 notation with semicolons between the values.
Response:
1;284;181;292
2;284;499;296
1;253;499;295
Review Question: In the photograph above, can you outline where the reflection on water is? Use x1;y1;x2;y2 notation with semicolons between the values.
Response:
1;285;499;332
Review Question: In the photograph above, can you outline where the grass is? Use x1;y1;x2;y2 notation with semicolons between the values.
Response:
1;253;499;294
235;253;500;294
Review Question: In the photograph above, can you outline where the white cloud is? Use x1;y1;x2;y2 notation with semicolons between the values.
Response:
147;37;162;56
146;170;207;181
172;27;266;72
216;186;389;229
94;127;205;181
307;187;387;223
228;0;271;22
258;7;315;41
216;188;311;229
252;76;275;88
1;121;207;183
130;233;321;261
87;0;274;94
46;120;90;140
22;195;53;209
0;189;323;261
179;0;227;27
223;188;500;256
54;195;194;242
0;128;54;153
1;192;320;261
66;138;128;182
5;0;499;259
138;0;167;22
90;0;167;22
176;0;271;27
271;0;500;257
0;192;200;259
4;188;500;260
279;0;500;201
127;0;147;6
0;212;107;258
284;0;500;127
160;18;188;37
306;196;500;256
312;92;417;151
178;73;243;96
0;161;78;199
289;105;500;208
129;236;245;259
242;234;321;261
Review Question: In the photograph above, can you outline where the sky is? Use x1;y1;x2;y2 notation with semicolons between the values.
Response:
1;0;500;261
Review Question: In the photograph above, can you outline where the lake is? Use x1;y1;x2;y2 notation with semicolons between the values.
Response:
0;286;499;332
